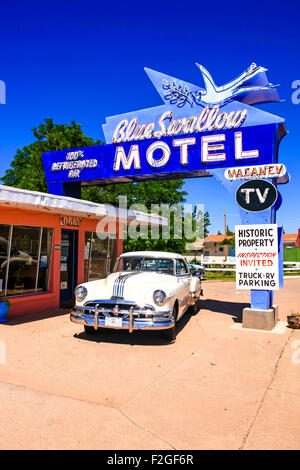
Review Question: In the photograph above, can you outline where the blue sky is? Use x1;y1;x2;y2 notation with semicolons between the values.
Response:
0;0;299;234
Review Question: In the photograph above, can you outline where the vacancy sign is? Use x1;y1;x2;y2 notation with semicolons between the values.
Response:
224;164;286;181
235;224;279;290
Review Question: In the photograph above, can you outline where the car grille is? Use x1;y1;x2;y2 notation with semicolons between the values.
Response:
85;301;135;311
81;300;155;319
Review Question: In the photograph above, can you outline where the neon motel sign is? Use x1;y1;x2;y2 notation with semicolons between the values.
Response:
42;62;286;193
111;108;257;173
41;62;287;315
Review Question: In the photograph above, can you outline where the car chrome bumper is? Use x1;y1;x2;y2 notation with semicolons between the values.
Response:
70;303;174;333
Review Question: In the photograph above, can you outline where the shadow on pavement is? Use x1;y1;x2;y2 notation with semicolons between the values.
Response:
200;298;250;323
73;308;194;346
4;308;70;326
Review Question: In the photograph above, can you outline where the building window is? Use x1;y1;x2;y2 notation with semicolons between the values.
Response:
84;232;116;282
219;247;224;252
0;224;10;299
38;228;53;292
0;224;53;297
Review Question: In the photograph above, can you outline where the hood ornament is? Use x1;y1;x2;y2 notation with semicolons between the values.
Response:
112;305;119;315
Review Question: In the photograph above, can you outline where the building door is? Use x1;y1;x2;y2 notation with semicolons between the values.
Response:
60;229;78;307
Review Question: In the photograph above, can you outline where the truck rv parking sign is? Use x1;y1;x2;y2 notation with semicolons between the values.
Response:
235;224;279;290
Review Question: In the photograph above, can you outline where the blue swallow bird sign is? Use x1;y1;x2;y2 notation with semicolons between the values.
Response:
42;62;286;193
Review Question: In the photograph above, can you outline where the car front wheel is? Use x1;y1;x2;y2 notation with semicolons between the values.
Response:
189;298;200;314
161;325;176;342
161;303;177;343
84;325;97;335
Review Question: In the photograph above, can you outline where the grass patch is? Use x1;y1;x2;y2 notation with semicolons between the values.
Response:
205;271;236;281
204;270;300;281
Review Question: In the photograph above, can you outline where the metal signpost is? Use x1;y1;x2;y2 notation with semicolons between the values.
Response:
42;62;288;330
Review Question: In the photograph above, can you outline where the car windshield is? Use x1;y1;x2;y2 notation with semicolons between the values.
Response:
114;257;175;275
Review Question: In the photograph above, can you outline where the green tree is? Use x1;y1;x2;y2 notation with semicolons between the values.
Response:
226;225;234;236
82;179;186;207
122;181;190;253
191;207;210;239
1;119;102;192
124;207;187;254
221;226;235;249
203;210;211;238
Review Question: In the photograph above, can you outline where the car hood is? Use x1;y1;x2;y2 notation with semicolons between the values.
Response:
110;271;176;298
78;271;178;306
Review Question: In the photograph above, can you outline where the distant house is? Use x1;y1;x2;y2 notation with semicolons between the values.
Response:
283;231;300;262
185;239;205;261
186;234;235;263
186;230;300;263
283;233;298;248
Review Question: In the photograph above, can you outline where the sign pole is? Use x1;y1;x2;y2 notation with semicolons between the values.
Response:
212;168;283;330
250;193;277;311
238;186;280;329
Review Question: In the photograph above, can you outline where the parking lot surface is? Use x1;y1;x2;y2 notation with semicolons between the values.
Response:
0;279;299;450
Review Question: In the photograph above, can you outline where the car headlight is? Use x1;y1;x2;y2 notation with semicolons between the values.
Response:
75;285;87;302
153;289;167;306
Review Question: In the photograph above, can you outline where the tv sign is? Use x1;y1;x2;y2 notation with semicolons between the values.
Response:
236;179;278;212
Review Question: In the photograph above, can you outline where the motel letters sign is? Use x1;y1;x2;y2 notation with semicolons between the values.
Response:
42;125;283;186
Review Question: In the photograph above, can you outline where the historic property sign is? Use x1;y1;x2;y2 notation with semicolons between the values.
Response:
235;224;279;290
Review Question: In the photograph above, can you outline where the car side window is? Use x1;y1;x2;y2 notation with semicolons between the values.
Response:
176;259;188;276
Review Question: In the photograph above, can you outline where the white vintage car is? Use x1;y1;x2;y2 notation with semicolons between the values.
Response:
70;251;202;342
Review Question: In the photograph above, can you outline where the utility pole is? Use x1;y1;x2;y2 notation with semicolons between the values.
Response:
224;209;228;262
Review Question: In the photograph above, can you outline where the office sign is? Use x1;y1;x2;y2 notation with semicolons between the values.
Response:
60;215;82;227
42;62;286;193
236;179;278;212
235;224;279;290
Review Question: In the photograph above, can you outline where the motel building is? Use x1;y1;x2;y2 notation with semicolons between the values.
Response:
0;184;164;318
283;232;300;248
